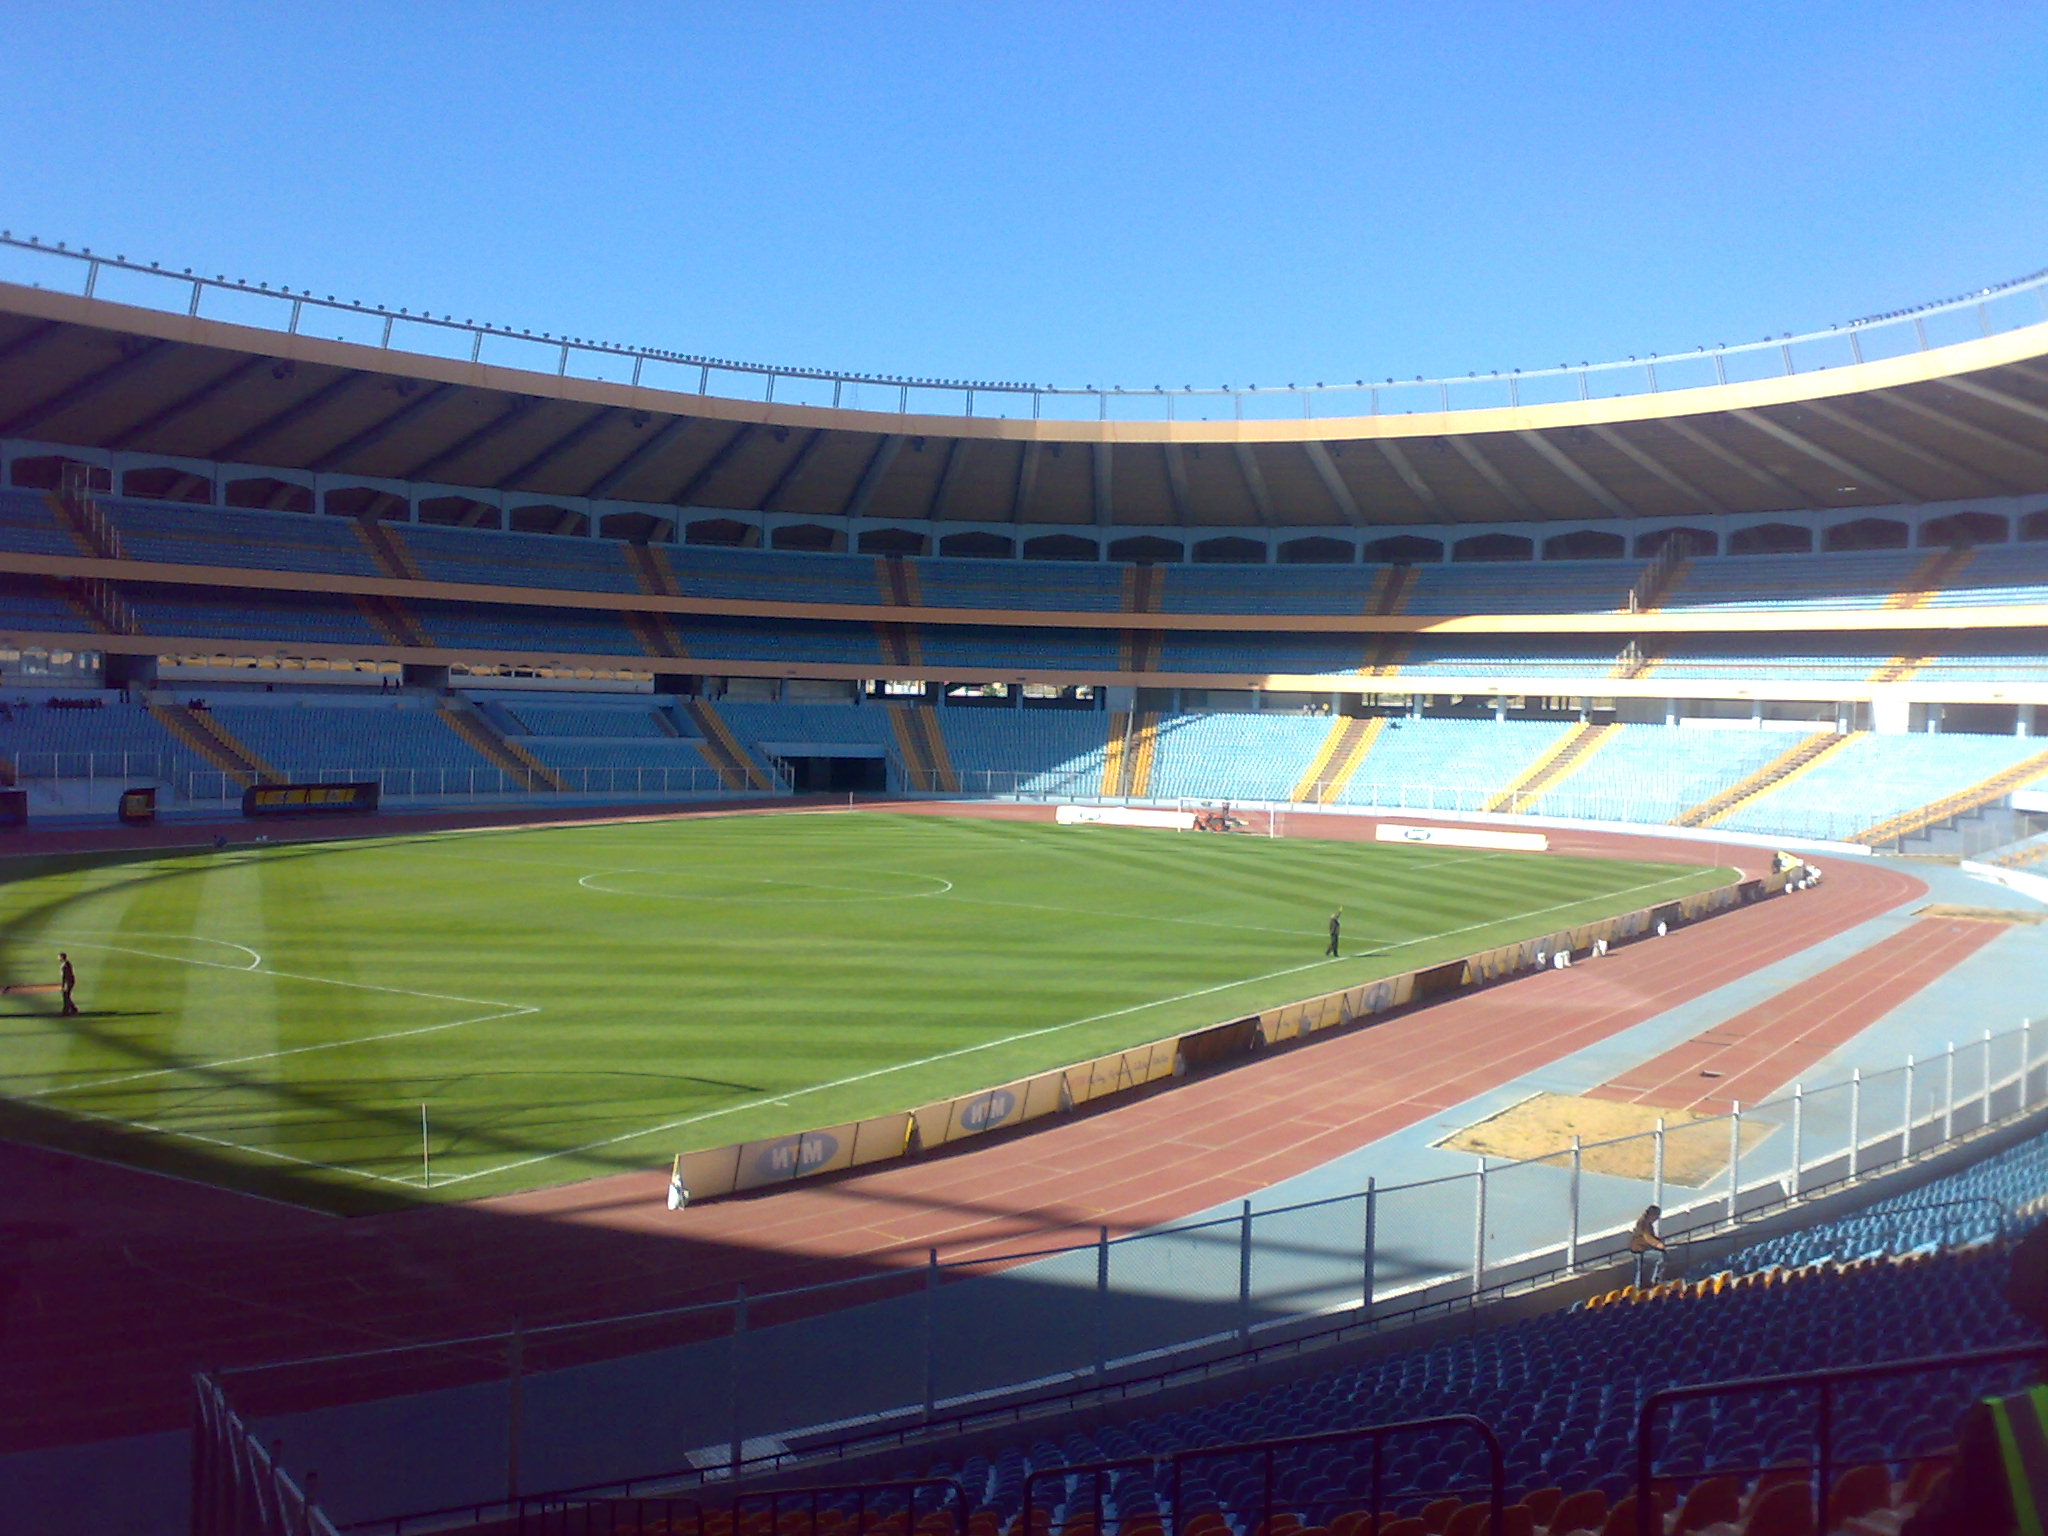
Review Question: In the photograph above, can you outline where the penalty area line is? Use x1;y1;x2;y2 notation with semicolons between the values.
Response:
26;939;540;1101
0;1092;424;1189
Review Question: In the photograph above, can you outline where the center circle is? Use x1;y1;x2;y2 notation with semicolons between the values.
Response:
577;868;951;903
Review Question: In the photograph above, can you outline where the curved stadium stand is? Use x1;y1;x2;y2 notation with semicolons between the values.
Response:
12;248;2048;1535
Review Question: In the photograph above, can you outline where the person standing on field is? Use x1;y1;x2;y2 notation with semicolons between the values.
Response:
1326;910;1342;958
58;952;77;1016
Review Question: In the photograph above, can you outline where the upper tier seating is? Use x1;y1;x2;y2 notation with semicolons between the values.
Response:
0;486;86;557
122;584;383;646
1402;560;1638;615
398;522;640;592
101;497;386;578
713;700;898;751
0;575;92;634
15;486;2048;618
914;558;1125;613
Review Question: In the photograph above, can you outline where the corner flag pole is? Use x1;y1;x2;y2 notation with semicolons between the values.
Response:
421;1103;431;1188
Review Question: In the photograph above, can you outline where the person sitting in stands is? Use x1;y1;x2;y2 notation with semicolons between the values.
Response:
1629;1205;1667;1288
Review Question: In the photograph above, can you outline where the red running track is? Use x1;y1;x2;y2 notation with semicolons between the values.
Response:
0;806;1928;1449
1585;915;2004;1114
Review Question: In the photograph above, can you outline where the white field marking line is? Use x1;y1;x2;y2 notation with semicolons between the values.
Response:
1354;869;1710;957
575;869;954;902
430;949;1356;1187
2;1093;423;1187
437;867;1724;1186
20;940;538;1099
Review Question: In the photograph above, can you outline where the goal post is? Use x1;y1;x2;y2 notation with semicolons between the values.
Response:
1176;799;1285;837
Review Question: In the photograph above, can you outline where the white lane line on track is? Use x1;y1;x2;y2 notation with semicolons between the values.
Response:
438;866;1719;1186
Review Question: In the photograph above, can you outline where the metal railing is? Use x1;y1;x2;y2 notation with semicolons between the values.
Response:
255;1018;2046;1527
168;762;759;804
5;231;2045;423
1633;1343;2045;1536
194;1371;342;1536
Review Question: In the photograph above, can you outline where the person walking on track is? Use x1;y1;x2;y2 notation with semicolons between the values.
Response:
1326;909;1342;958
58;952;78;1016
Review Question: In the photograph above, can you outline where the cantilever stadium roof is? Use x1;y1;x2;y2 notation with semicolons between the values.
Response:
4;278;2048;530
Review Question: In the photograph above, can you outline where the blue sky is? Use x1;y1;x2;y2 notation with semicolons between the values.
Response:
3;2;2043;393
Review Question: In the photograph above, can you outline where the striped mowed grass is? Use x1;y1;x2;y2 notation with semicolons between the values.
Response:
0;812;1727;1210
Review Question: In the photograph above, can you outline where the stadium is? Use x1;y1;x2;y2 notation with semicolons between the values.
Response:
9;216;2048;1536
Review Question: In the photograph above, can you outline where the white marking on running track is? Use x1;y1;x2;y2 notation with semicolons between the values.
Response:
437;866;1721;1186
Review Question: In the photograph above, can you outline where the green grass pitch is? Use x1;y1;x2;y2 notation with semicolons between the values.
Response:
0;812;1730;1211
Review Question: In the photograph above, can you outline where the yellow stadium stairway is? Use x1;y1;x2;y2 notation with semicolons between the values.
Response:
887;703;959;793
1291;716;1388;803
1353;565;1415;674
1124;711;1161;797
59;575;142;637
624;542;682;598
622;546;689;657
1482;721;1620;813
1118;566;1162;673
354;516;425;582
1613;638;1662;684
1853;747;2048;848
683;699;777;792
1884;545;1975;610
436;699;566;792
1628;539;1693;614
1094;711;1163;798
1865;547;1975;681
44;485;122;560
1672;731;1850;828
148;702;280;789
353;593;431;648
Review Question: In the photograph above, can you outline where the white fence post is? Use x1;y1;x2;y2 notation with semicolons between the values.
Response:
1236;1203;1252;1344
1567;1136;1583;1273
1903;1056;1917;1157
1653;1117;1666;1210
1790;1083;1804;1197
1983;1028;1995;1127
1361;1177;1376;1313
1945;1042;1957;1142
1848;1070;1862;1178
1473;1160;1488;1297
1728;1104;1743;1217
